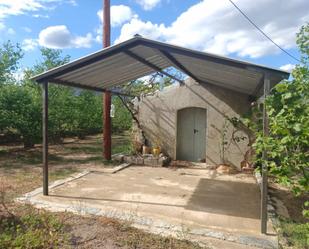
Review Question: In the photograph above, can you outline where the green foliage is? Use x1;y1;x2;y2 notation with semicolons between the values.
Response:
279;218;309;249
253;23;309;197
0;208;68;249
303;201;309;219
72;90;103;138
0;41;23;84
29;47;70;74
27;49;103;142
0;42;180;148
112;96;132;132
0;45;105;147
112;141;133;155
0;84;41;147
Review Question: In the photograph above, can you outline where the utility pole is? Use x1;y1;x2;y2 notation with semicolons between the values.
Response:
103;0;111;160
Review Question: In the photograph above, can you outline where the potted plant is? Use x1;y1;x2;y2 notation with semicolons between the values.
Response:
152;138;161;157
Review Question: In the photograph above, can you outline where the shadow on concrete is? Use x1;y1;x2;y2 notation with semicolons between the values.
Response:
186;178;260;219
49;177;260;220
49;194;184;208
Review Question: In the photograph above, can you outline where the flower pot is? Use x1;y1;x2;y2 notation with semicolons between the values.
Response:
152;147;161;157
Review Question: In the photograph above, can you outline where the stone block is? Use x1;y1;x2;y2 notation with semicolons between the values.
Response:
123;156;133;164
135;157;144;165
144;157;159;166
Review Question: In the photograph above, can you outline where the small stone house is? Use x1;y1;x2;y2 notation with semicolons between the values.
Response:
136;78;259;169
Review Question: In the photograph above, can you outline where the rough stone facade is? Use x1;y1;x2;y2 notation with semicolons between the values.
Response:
135;78;252;169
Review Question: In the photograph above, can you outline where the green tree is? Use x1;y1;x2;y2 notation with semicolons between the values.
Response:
73;90;102;138
0;41;23;85
0;41;39;148
25;48;75;142
0;84;41;147
112;96;131;132
254;24;309;202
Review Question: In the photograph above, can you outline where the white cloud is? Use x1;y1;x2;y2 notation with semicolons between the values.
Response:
38;25;93;49
96;5;135;43
97;5;134;27
280;63;296;72
22;38;38;51
66;0;77;6
115;17;165;43
7;27;15;35
0;0;76;20
32;14;49;18
0;0;43;19
135;0;161;10
0;22;16;35
116;0;309;58
23;27;32;33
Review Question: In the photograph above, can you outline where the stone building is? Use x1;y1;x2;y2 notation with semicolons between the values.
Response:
136;78;257;169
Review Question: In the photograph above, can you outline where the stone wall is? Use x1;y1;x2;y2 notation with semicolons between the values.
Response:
135;78;252;169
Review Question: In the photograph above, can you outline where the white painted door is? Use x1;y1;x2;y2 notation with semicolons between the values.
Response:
177;107;206;162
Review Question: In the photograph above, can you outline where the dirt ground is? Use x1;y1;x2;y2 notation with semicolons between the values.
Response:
269;182;308;223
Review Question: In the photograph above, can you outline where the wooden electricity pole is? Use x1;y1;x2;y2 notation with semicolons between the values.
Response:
103;0;111;160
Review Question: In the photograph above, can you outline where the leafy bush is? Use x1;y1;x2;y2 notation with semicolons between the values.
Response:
253;23;309;196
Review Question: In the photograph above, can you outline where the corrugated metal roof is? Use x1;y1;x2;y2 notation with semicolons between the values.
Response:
32;36;289;97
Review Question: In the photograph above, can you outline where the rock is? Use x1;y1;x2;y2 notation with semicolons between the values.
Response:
158;156;170;166
112;154;124;162
123;156;134;164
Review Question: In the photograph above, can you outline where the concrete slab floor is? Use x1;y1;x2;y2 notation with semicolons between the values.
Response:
20;166;278;248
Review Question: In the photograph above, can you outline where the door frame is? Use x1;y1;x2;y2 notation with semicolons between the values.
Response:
175;106;207;162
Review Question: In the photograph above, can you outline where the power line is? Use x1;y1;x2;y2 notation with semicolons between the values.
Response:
227;0;301;63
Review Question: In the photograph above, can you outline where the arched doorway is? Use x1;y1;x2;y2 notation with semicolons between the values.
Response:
176;107;206;162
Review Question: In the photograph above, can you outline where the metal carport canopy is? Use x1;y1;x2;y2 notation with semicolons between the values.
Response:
32;36;289;97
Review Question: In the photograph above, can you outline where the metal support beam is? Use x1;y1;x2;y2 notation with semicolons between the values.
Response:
42;82;48;196
44;79;136;97
103;0;112;160
124;50;184;85
158;49;201;83
261;74;270;233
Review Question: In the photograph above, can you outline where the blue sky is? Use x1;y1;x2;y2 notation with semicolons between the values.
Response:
0;0;308;74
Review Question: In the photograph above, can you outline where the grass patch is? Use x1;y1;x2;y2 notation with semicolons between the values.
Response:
50;167;79;180
279;218;309;249
112;142;133;155
0;205;69;249
99;217;203;249
64;146;102;154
